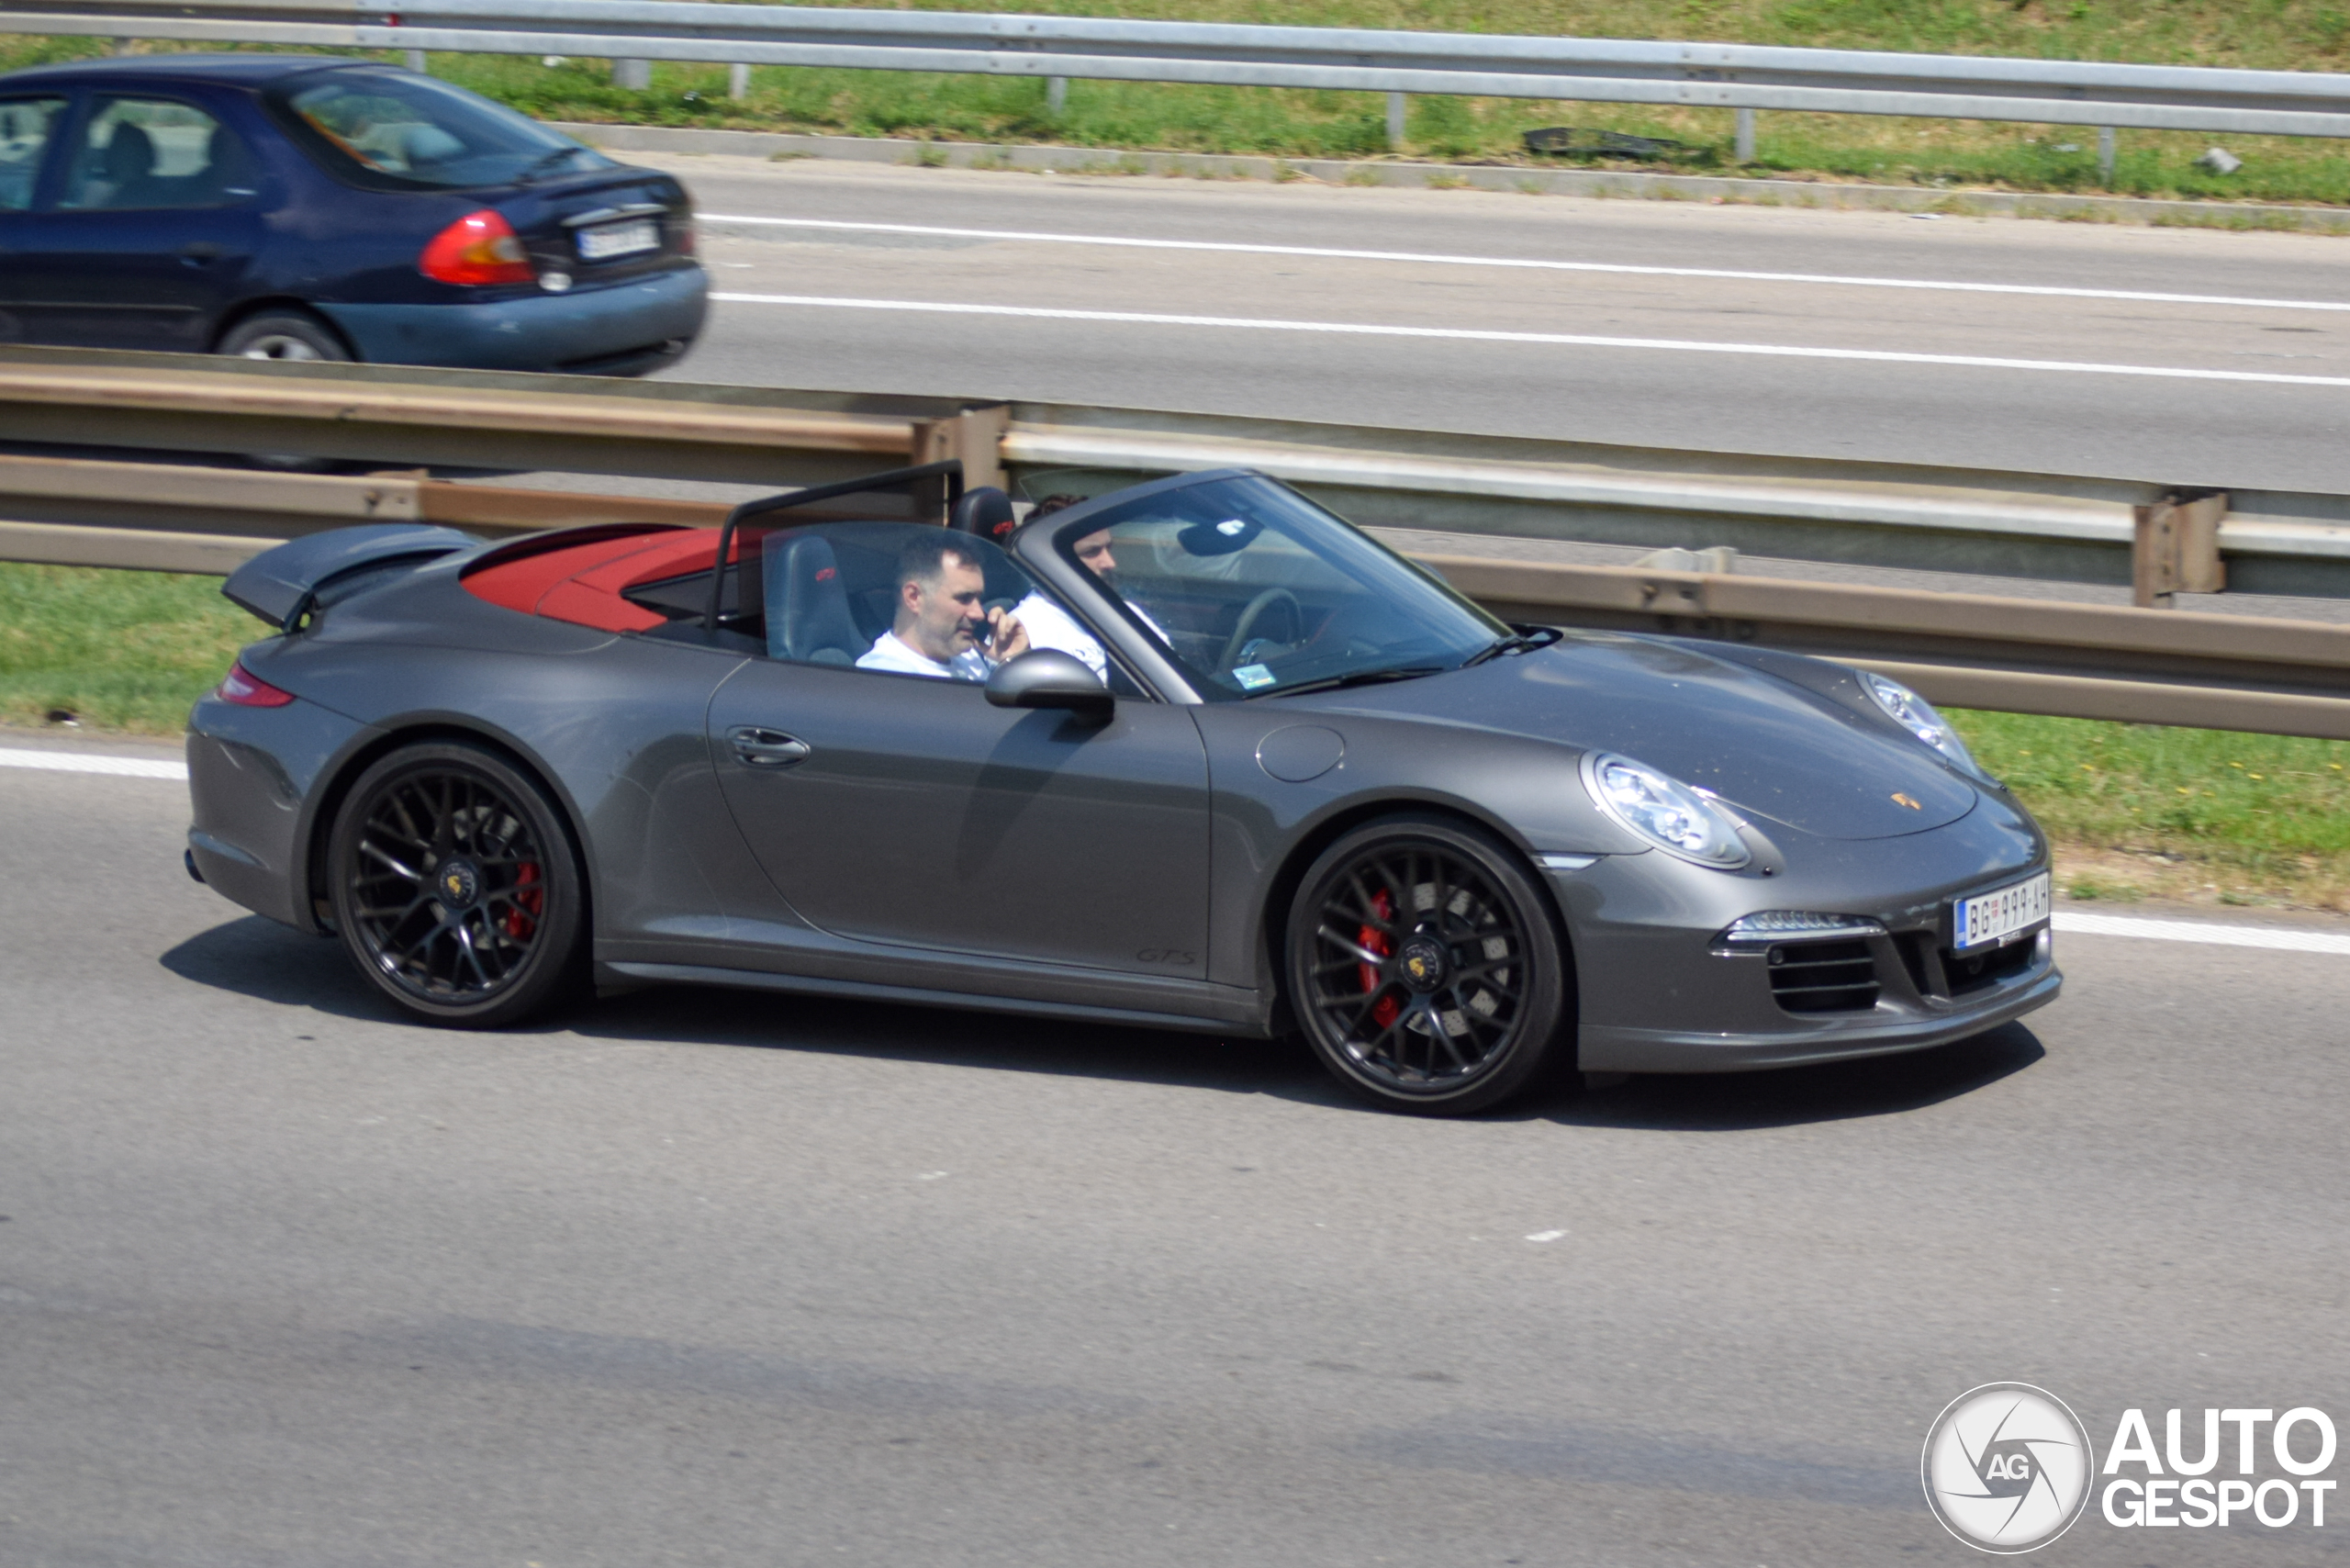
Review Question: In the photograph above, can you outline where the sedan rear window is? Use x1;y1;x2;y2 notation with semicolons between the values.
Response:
267;70;611;190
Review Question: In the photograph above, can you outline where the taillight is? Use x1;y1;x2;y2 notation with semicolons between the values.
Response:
419;208;535;286
674;216;696;256
218;661;295;708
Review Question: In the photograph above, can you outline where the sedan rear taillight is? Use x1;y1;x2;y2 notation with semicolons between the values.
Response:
218;662;296;708
419;209;535;286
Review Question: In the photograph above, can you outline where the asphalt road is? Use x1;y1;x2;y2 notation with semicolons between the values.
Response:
5;745;2346;1566
647;154;2350;493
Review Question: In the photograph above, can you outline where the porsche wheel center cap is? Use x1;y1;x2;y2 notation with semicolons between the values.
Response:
1397;935;1449;993
436;859;482;910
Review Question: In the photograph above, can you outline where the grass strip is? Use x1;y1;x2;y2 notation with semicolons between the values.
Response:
0;562;260;735
20;0;2350;212
6;562;2345;910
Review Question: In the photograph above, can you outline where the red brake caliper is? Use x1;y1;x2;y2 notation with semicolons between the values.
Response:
504;861;543;940
1360;889;1400;1027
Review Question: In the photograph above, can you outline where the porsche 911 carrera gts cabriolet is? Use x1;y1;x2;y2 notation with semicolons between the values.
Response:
185;463;2059;1113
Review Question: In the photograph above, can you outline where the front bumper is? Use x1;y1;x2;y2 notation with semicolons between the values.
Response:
1550;795;2064;1073
318;264;707;375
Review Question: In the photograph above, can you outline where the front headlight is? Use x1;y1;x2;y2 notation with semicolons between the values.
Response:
1583;753;1750;869
1861;672;1981;776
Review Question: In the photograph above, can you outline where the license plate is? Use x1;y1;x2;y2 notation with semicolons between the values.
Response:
576;218;659;261
1952;872;2051;950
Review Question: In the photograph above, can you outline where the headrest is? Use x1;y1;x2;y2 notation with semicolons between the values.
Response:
947;487;1019;549
101;122;156;181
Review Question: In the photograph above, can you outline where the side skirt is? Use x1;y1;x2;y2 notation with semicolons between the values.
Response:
598;960;1272;1037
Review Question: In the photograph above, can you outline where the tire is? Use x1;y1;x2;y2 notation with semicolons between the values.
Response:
218;309;350;364
218;310;352;471
1285;813;1572;1115
327;741;587;1029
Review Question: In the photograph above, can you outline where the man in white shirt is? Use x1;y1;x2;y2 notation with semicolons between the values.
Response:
858;532;1028;679
1013;523;1166;682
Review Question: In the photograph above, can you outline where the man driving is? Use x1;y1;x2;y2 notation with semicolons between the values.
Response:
857;532;1029;679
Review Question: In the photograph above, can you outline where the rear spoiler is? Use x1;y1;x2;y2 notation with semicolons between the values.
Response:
224;524;478;630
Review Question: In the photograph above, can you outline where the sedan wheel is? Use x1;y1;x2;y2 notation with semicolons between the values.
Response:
218;311;350;363
328;742;585;1028
1288;815;1571;1114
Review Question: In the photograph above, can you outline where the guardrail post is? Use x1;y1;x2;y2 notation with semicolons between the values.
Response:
914;405;1012;495
2098;127;2117;183
729;63;751;100
1046;76;1069;114
612;58;652;91
404;50;427;73
2132;490;2227;608
1735;107;1756;163
1386;93;1406;150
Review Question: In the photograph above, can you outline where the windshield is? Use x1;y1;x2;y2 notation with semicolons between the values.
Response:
1050;474;1506;699
267;71;610;190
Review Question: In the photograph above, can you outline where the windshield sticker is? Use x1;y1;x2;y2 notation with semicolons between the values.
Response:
1234;664;1276;690
1215;519;1251;536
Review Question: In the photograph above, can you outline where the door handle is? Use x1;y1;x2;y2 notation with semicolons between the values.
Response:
180;241;221;264
727;726;811;767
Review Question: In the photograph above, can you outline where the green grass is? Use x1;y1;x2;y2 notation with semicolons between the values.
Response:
1949;709;2350;907
27;0;2350;210
0;563;258;734
6;562;2346;906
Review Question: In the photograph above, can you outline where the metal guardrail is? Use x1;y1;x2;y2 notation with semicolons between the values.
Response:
0;344;1009;489
1000;402;2350;603
13;1;2350;141
1437;554;2350;741
1;347;2348;739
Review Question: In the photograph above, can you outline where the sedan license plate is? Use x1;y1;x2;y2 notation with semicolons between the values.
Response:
576;218;659;261
1952;871;2051;950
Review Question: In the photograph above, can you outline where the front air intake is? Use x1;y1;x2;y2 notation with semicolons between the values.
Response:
1766;938;1881;1014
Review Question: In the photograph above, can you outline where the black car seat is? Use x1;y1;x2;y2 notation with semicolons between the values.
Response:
765;534;866;666
195;122;256;200
87;121;155;207
947;487;1019;550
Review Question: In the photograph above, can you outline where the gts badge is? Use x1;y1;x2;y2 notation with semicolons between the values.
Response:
1136;948;1197;967
1891;791;1924;811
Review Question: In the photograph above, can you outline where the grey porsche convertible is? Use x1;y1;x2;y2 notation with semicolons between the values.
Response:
185;462;2059;1114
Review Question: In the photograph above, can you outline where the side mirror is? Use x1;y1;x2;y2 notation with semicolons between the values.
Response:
985;650;1113;721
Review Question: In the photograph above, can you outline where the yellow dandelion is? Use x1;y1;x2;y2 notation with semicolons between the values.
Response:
2250;773;2264;780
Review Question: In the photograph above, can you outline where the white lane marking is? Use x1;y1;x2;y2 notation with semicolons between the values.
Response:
711;293;2350;389
1524;1229;1569;1242
704;214;2350;316
2054;911;2350;956
0;746;186;780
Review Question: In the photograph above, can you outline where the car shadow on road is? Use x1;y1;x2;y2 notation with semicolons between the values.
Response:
157;914;1350;1105
161;915;2040;1124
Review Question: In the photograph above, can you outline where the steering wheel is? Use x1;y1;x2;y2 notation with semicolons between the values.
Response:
1219;588;1303;672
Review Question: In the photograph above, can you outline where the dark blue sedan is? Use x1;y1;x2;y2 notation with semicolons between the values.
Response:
0;54;704;374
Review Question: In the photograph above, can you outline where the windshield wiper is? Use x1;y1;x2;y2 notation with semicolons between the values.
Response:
518;145;587;183
1460;626;1564;667
1264;665;1448;698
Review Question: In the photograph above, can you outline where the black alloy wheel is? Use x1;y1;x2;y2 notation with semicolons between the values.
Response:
1287;815;1571;1114
328;741;585;1028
